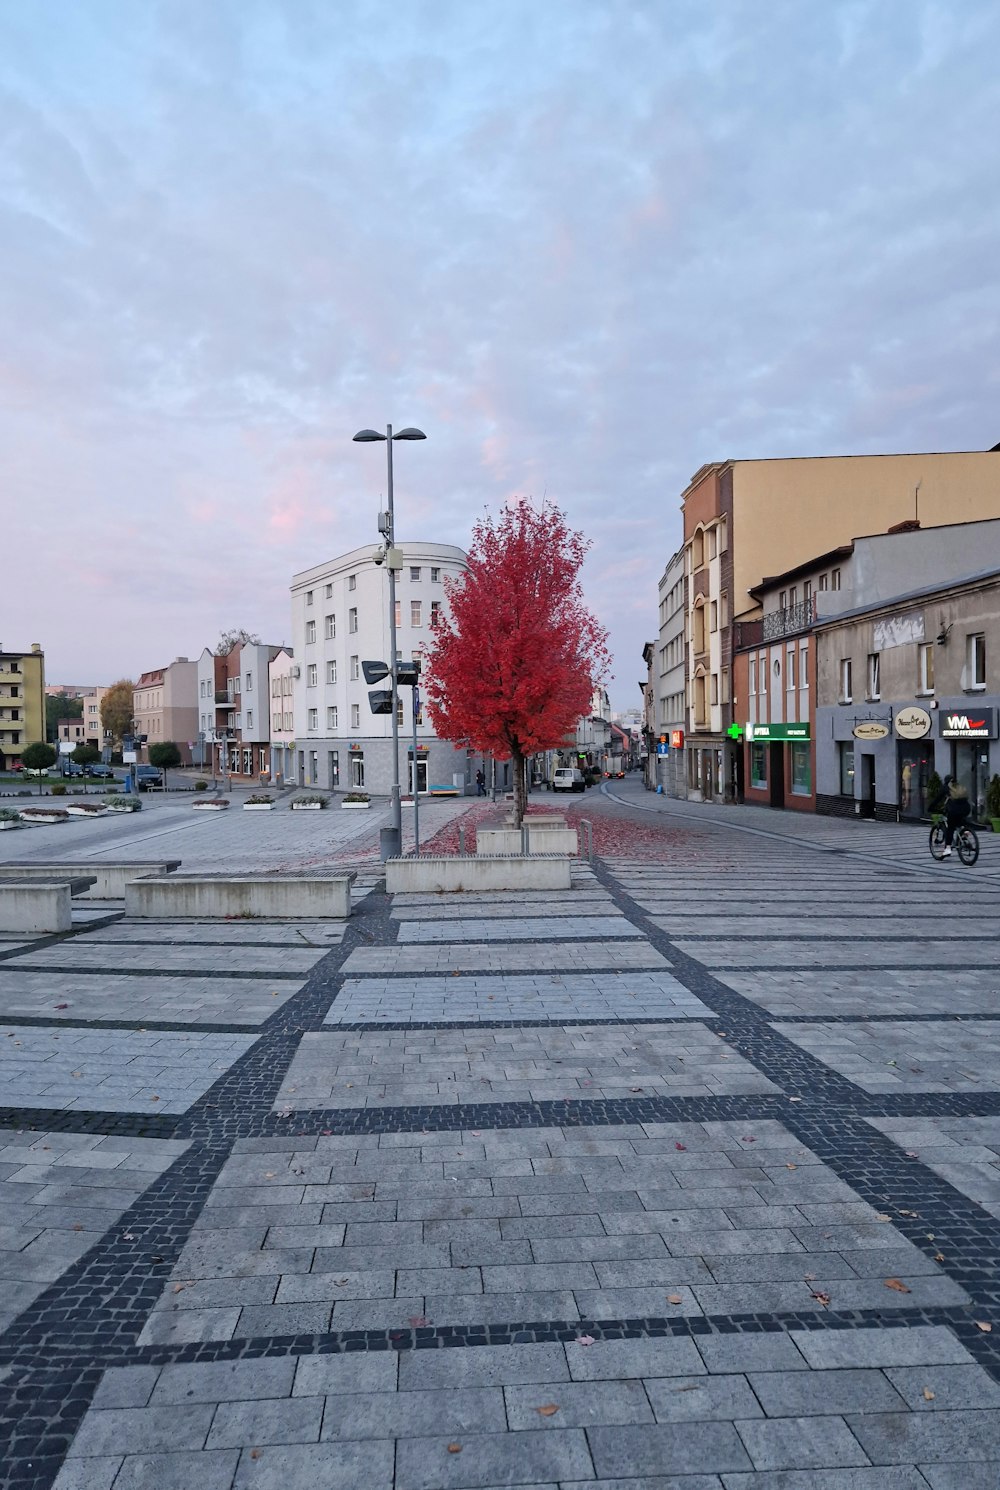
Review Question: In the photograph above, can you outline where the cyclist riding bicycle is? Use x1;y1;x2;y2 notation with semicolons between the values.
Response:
930;775;971;858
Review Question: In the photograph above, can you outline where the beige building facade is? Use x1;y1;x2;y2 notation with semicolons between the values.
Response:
133;658;199;764
0;642;45;768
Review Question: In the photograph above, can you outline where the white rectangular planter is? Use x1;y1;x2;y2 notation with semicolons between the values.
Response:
292;802;324;810
340;802;370;810
192;802;229;811
106;805;141;814
65;806;108;818
386;856;571;893
0;820;22;830
243;804;274;811
20;814;68;826
126;872;356;920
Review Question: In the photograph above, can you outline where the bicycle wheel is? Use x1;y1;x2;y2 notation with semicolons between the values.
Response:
929;823;948;860
958;826;980;866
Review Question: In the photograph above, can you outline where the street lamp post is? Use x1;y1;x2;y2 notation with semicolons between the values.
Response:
353;424;426;861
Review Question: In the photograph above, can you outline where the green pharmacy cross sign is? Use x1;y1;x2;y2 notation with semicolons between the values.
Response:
726;723;744;741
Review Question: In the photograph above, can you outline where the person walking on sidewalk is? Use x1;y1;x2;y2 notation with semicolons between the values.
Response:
476;769;486;797
931;775;971;857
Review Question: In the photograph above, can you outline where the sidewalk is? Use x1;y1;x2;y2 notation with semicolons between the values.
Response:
2;796;1000;1487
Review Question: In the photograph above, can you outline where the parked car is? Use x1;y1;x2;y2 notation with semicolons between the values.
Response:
552;767;585;793
135;765;163;791
87;764;115;778
62;762;84;777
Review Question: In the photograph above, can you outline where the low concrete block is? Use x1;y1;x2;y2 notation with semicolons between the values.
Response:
476;828;523;856
526;826;579;855
385;856;571;893
0;877;97;933
0;860;182;900
124;874;356;920
477;826;577;856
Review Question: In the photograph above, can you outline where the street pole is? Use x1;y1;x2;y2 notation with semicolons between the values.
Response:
385;424;402;855
412;682;420;856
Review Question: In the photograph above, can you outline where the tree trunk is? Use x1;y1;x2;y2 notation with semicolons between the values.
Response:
513;751;528;828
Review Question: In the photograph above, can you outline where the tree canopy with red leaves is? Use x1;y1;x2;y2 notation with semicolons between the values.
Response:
422;502;610;824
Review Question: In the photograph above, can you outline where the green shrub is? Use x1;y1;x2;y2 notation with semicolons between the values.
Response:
987;774;1000;820
50;784;67;796
194;780;209;792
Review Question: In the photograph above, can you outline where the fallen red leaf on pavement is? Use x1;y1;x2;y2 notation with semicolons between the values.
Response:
884;1278;911;1293
536;1404;559;1417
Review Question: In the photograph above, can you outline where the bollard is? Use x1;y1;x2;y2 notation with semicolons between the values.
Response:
579;818;593;862
458;826;466;857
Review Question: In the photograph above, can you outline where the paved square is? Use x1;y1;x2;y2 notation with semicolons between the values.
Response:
870;1115;1000;1218
341;941;671;975
323;971;706;1024
0;972;308;1026
716;967;1000;1017
397;915;643;942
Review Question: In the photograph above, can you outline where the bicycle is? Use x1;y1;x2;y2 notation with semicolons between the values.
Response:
929;820;980;866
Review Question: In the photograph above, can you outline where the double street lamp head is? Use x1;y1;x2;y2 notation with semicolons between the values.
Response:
353;428;427;442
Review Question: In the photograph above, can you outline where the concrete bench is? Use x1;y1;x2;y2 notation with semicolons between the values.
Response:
125;873;357;921
0;860;182;900
0;877;98;933
386;856;571;893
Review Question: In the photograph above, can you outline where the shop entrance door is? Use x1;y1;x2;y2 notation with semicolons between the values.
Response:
768;744;784;808
953;743;989;818
898;744;932;820
408;758;428;794
861;754;876;818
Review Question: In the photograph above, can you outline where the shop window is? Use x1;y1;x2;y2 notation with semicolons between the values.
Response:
790;741;811;796
839;741;855;796
750;743;767;788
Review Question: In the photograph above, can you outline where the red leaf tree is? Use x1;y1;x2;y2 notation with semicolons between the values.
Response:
423;502;611;825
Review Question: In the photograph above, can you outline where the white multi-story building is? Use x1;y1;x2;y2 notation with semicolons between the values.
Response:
268;648;296;784
655;545;687;796
290;542;469;794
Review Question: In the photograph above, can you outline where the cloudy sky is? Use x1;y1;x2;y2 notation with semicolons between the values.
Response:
3;0;998;706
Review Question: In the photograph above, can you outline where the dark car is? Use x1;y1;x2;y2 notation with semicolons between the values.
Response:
135;765;163;791
87;764;115;779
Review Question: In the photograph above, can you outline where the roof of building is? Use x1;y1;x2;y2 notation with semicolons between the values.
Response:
811;563;1000;630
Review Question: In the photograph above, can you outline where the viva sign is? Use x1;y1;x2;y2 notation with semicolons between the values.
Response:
940;708;996;740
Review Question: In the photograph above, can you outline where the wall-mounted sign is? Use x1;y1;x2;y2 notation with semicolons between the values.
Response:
940;708;996;740
349;743;363;752
656;742;669;756
852;721;890;741
894;706;932;740
670;730;684;749
745;721;810;742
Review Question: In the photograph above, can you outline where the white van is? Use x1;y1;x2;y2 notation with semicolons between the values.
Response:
552;767;585;793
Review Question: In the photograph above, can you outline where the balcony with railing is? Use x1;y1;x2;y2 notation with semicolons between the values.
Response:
762;597;816;641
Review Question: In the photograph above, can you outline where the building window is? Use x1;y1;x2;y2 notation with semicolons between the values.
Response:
790;742;811;796
394;599;402;628
305;590;313;606
721;668;730;705
410;566;421;581
831;568;841;591
431;567;440;582
350;656;359;680
351;703;360;729
396;697;404;725
329;750;339;788
786;646;796;690
918;643;934;693
283;712;292;730
273;711;282;732
327;661;337;684
750;743;767;788
327;706;338;729
325;614;336;639
839;741;855;796
779;590;787;611
818;573;828;591
430;601;442;625
325;583;333;598
271;677;280;697
708;528;717;559
710;673;719;706
749;655;757;698
803;580;812;604
967;633;986;690
348;574;356;591
411;600;422;627
305;620;316;644
789;585;798;607
246;710;253;731
307;664;317;687
245;672;253;692
307;708;318;729
840;658;852;703
692;530;704;569
867;653;880;700
710;600;718;633
758;652;767;696
799;640;809;689
348;607;358;633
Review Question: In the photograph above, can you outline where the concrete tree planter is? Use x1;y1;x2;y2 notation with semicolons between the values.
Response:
340;802;370;810
192;799;230;811
20;809;70;826
105;797;142;814
243;803;274;811
291;796;326;810
65;804;109;818
0;813;22;830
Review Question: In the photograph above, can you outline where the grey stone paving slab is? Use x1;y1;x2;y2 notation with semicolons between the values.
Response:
588;1420;753;1476
792;1325;976;1370
675;937;1000;968
775;1020;1000;1093
0;1024;257;1111
324;972;706;1024
341;942;670;974
276;1027;776;1107
7;943;325;972
0;1132;187;1333
391;901;623;920
397;915;642;942
0;972;307;1025
716;968;1000;1018
81;921;346;945
848;1407;1000;1465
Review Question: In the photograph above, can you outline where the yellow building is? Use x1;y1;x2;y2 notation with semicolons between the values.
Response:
0;642;46;769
